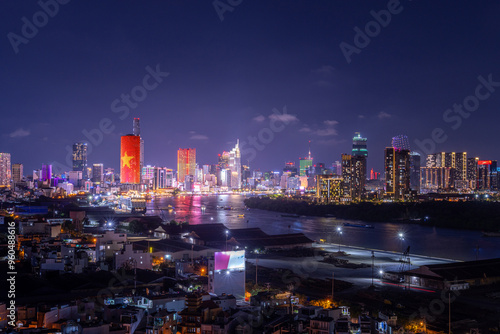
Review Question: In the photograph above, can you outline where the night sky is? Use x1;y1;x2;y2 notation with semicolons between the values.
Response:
2;1;500;174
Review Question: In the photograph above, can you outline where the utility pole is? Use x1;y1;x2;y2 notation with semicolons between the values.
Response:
331;272;334;305
371;251;375;287
255;257;258;286
449;291;451;334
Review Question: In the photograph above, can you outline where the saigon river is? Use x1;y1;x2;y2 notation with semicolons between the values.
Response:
146;194;500;262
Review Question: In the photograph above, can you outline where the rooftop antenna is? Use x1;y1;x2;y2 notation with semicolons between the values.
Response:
308;140;312;160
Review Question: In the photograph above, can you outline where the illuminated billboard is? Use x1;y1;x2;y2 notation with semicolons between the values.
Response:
214;250;245;271
478;160;492;165
121;135;141;184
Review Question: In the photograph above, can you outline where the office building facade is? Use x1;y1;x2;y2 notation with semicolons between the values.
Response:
120;135;141;184
177;148;196;184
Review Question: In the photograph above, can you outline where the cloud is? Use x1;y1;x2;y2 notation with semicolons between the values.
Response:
315;128;338;136
190;134;209;140
358;115;365;119
313;80;333;88
323;120;339;126
312;65;335;76
317;138;345;145
253;115;266;122
9;128;30;138
377;111;392;119
268;113;299;123
299;127;311;133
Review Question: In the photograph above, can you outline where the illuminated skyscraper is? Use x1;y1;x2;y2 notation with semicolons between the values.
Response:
384;147;410;200
409;152;421;193
92;163;104;184
177;148;196;184
341;154;366;201
316;175;343;203
120;135;141;184
0;153;11;187
133;118;140;136
229;140;241;189
72;142;88;179
467;157;479;190
299;142;313;176
425;152;467;189
133;118;144;182
477;160;492;190
420;167;453;191
352;132;368;157
41;164;52;182
12;163;23;184
391;135;410;151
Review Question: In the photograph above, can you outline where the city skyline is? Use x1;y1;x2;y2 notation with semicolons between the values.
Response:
1;2;499;173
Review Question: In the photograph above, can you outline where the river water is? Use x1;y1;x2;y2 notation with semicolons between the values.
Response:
147;194;500;261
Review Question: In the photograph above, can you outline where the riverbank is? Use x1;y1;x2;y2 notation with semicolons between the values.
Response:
244;197;500;231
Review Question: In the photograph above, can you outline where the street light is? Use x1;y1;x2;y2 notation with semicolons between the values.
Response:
336;227;343;252
225;230;229;251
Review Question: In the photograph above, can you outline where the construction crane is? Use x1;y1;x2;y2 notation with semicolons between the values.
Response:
398;246;411;285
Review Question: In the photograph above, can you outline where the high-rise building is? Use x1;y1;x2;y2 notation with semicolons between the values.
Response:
454;152;467;181
490;160;498;191
391;135;411;151
283;162;298;176
409;152;421;193
332;161;342;177
12;163;23;184
316;175;343;203
68;171;83;186
152;167;171;189
341;154;366;201
425;152;470;189
384;148;410;200
229;140;241;189
72;143;88;179
467;157;479;190
133;118;140;136
92;163;104;184
352;132;368;157
177;148;196;184
299;142;313;177
41;164;52;182
420;167;453;192
120;135;141;184
104;168;115;183
133;118;144;183
142;165;155;187
369;168;380;180
477;160;494;191
0;153;11;187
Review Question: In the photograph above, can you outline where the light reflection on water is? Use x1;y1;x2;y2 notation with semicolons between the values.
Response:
147;194;500;261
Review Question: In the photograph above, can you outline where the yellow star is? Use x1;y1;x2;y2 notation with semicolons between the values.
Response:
121;152;134;168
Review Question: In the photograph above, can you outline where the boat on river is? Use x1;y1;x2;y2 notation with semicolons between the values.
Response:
482;231;500;237
343;222;374;229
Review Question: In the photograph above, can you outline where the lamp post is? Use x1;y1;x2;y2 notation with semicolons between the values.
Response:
398;232;405;261
336;227;342;252
225;230;229;251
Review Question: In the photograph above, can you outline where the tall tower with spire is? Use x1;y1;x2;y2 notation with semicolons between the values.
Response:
229;139;241;189
299;141;313;176
133;118;144;183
